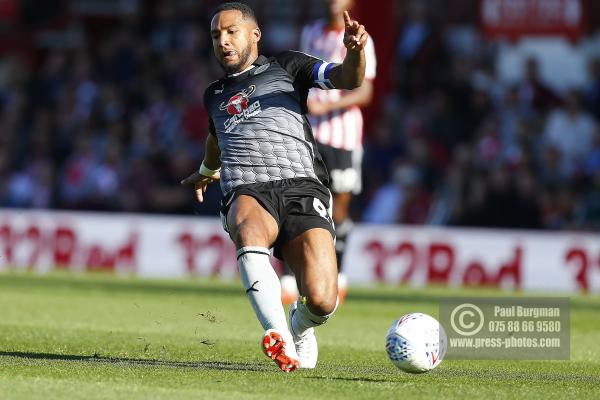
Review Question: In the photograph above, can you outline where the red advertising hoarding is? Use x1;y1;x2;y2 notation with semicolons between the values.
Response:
480;0;586;40
2;209;600;293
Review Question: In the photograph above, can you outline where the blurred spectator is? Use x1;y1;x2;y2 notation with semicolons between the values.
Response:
584;130;600;176
539;146;568;190
0;149;10;205
518;57;561;115
543;90;596;176
363;163;416;224
584;58;600;119
574;169;600;230
496;86;534;160
59;136;99;209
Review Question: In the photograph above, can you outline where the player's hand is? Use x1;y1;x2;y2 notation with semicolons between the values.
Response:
307;100;331;116
180;170;220;203
343;11;368;52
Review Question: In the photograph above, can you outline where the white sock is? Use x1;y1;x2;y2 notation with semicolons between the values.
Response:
237;247;290;335
291;297;339;337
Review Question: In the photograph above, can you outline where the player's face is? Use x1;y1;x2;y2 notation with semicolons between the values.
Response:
325;0;354;16
210;10;260;74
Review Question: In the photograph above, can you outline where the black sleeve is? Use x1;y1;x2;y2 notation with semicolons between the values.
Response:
208;117;216;136
276;50;339;90
203;86;217;136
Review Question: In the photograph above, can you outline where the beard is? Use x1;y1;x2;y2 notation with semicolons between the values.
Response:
222;45;253;74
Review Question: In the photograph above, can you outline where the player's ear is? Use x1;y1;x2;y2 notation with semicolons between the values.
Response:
252;27;261;44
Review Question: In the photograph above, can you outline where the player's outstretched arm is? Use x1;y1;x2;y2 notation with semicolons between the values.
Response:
181;134;221;203
329;11;367;90
307;80;373;116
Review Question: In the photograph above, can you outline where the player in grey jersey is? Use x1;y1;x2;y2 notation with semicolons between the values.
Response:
181;2;368;372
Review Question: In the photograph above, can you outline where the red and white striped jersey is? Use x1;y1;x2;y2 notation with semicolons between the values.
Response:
301;19;377;151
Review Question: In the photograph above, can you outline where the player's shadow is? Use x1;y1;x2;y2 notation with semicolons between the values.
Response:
305;375;392;383
0;350;269;372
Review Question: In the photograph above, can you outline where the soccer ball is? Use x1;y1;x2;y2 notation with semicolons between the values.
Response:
385;313;447;373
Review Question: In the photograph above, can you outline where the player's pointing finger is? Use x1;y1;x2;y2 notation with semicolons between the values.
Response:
343;10;352;27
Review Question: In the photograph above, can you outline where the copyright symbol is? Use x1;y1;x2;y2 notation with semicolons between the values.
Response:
450;303;484;336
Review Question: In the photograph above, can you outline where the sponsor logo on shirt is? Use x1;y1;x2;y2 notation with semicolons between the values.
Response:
219;85;262;133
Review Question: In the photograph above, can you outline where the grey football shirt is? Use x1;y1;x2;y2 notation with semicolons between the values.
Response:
203;52;338;195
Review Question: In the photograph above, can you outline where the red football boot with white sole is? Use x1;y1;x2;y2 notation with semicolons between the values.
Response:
261;329;300;372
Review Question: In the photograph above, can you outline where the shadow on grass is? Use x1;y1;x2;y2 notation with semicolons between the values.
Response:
305;375;392;383
0;351;269;372
307;367;600;385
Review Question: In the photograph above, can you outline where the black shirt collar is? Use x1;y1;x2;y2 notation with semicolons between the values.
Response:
224;55;269;81
253;55;268;66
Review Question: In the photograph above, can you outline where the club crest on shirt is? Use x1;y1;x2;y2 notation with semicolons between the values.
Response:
219;85;262;133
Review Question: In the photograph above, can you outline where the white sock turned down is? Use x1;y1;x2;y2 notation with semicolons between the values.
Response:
237;247;296;352
291;296;339;337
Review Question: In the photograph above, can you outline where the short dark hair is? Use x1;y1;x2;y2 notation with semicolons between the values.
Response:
211;2;258;24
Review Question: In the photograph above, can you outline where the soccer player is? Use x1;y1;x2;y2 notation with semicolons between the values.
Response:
181;2;369;372
281;0;376;304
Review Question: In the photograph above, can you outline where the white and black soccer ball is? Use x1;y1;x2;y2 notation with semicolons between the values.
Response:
385;312;447;373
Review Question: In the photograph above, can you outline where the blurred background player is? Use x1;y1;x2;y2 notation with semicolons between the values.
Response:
281;0;376;304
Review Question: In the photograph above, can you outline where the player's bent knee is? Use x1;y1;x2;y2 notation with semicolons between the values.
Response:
306;293;338;316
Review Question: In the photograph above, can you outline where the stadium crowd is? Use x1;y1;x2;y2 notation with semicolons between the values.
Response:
1;0;599;231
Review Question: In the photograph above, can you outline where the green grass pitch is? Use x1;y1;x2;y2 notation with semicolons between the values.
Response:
0;272;599;399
